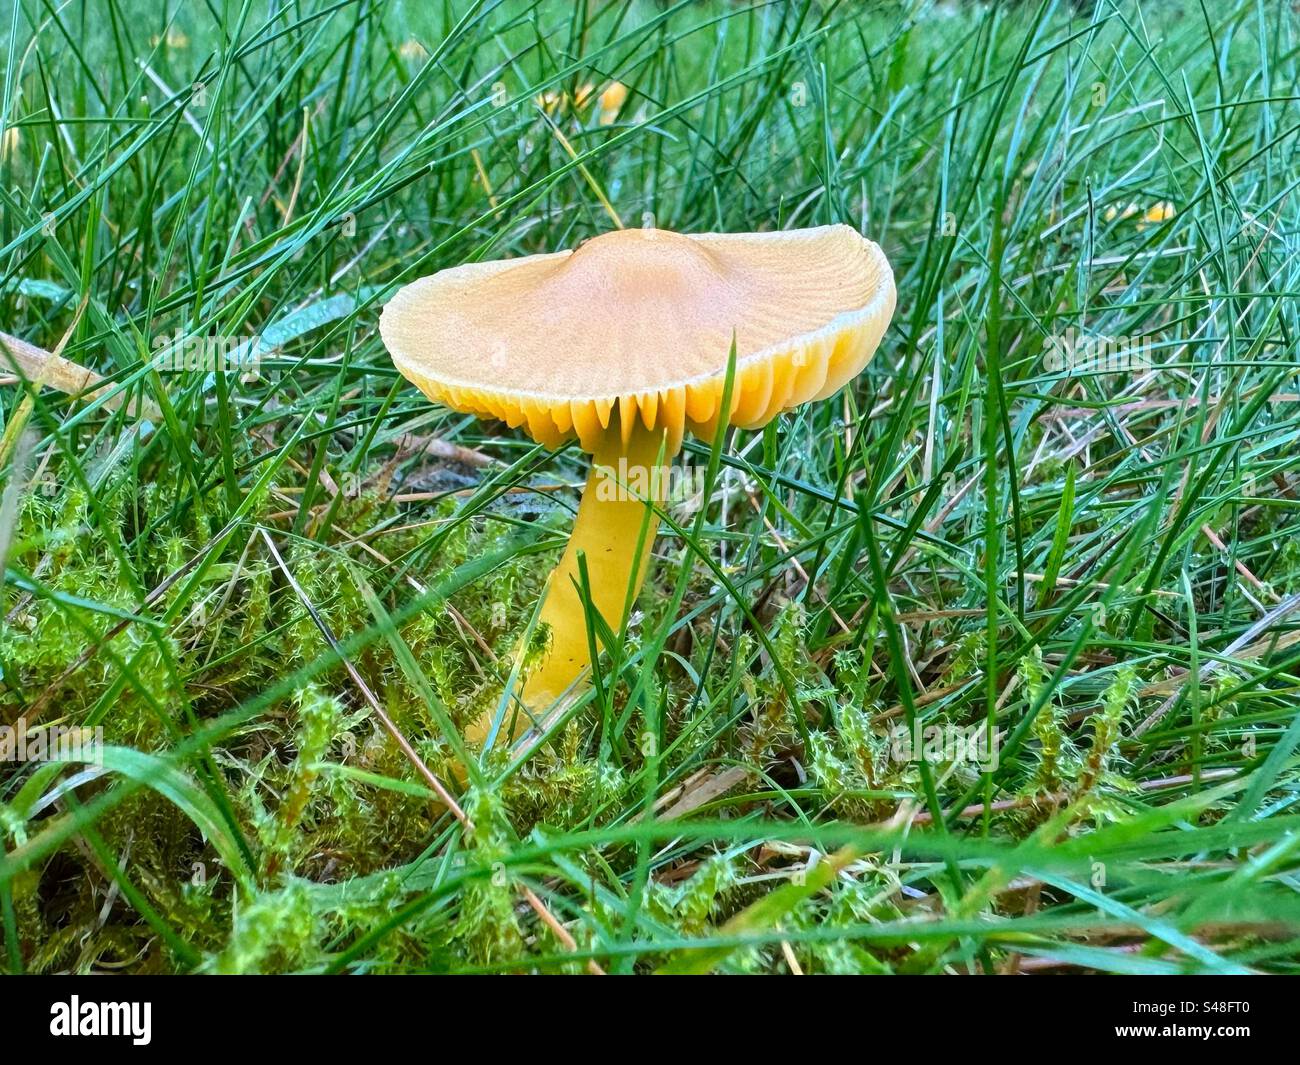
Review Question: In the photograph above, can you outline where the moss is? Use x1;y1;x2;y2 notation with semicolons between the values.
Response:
0;457;554;971
646;854;740;937
208;882;318;974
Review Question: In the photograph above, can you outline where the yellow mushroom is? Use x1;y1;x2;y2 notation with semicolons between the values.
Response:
379;225;895;746
1138;200;1176;230
399;40;429;62
598;82;628;124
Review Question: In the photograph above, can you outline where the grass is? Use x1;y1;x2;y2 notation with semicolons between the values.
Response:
1;0;1299;974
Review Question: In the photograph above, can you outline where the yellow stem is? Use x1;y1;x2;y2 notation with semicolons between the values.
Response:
468;420;669;747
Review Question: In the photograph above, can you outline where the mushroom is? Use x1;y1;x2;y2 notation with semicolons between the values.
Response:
380;224;895;746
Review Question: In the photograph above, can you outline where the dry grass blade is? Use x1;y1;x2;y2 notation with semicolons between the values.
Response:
0;328;160;422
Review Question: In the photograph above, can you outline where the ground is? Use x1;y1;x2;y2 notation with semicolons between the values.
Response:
1;0;1299;974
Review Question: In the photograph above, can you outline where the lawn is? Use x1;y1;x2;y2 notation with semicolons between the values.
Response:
2;0;1299;974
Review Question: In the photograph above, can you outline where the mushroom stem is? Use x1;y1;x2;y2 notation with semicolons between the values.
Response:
469;419;669;747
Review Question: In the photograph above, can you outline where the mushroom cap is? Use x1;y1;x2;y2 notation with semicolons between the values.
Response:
379;224;895;452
